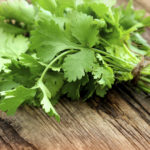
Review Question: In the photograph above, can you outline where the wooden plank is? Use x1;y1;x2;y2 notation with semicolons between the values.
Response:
0;87;150;150
0;0;150;150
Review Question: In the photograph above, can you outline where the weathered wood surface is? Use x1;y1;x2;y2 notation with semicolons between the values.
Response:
0;0;150;150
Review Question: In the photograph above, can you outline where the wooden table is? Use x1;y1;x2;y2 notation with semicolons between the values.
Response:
0;0;150;150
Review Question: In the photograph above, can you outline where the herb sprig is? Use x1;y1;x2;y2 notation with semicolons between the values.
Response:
0;0;150;121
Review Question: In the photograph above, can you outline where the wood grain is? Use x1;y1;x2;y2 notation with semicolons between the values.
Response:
1;87;150;150
0;0;150;150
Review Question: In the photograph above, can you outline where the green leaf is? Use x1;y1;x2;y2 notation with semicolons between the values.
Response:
37;80;60;121
62;81;81;100
119;0;144;29
0;29;29;59
19;54;44;75
83;0;116;7
44;72;64;98
63;49;96;82
96;86;108;97
128;44;147;56
0;58;10;72
33;0;75;16
32;0;57;13
31;19;78;63
0;0;35;25
90;3;108;17
97;67;114;88
0;22;26;34
92;64;114;88
82;79;95;100
7;60;35;87
0;80;19;92
131;33;150;50
0;86;36;115
38;9;66;30
143;16;150;26
69;12;99;48
55;0;76;16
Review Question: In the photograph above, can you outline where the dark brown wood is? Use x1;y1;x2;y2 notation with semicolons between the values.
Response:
0;0;150;150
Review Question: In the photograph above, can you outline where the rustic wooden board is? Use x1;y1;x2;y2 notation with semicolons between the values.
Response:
0;0;150;150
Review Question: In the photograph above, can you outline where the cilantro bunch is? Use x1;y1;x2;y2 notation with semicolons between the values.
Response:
0;0;150;121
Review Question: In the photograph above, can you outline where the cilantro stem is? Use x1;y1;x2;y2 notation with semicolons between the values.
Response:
141;71;150;75
92;48;134;66
103;57;132;72
123;44;139;63
140;76;150;83
39;50;77;81
137;81;150;93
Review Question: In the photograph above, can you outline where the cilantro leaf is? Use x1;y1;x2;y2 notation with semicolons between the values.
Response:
90;3;108;18
0;58;10;72
143;16;150;26
55;0;76;16
0;22;26;34
32;0;57;13
37;80;60;121
63;49;96;82
31;19;78;63
69;12;99;48
62;81;81;100
96;86;108;97
94;66;114;88
0;0;35;25
0;29;29;59
131;33;150;50
0;86;36;115
92;59;114;97
7;60;36;87
119;0;144;30
33;0;75;16
83;0;116;8
19;54;44;76
62;75;89;100
0;80;19;92
44;72;64;98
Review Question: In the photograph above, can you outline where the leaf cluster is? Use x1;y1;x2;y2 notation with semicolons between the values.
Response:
0;0;150;121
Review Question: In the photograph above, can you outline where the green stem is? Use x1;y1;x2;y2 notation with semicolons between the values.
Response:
123;23;143;35
123;43;139;63
39;50;77;81
103;58;131;72
92;48;134;68
137;81;150;93
140;76;150;83
141;71;150;75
